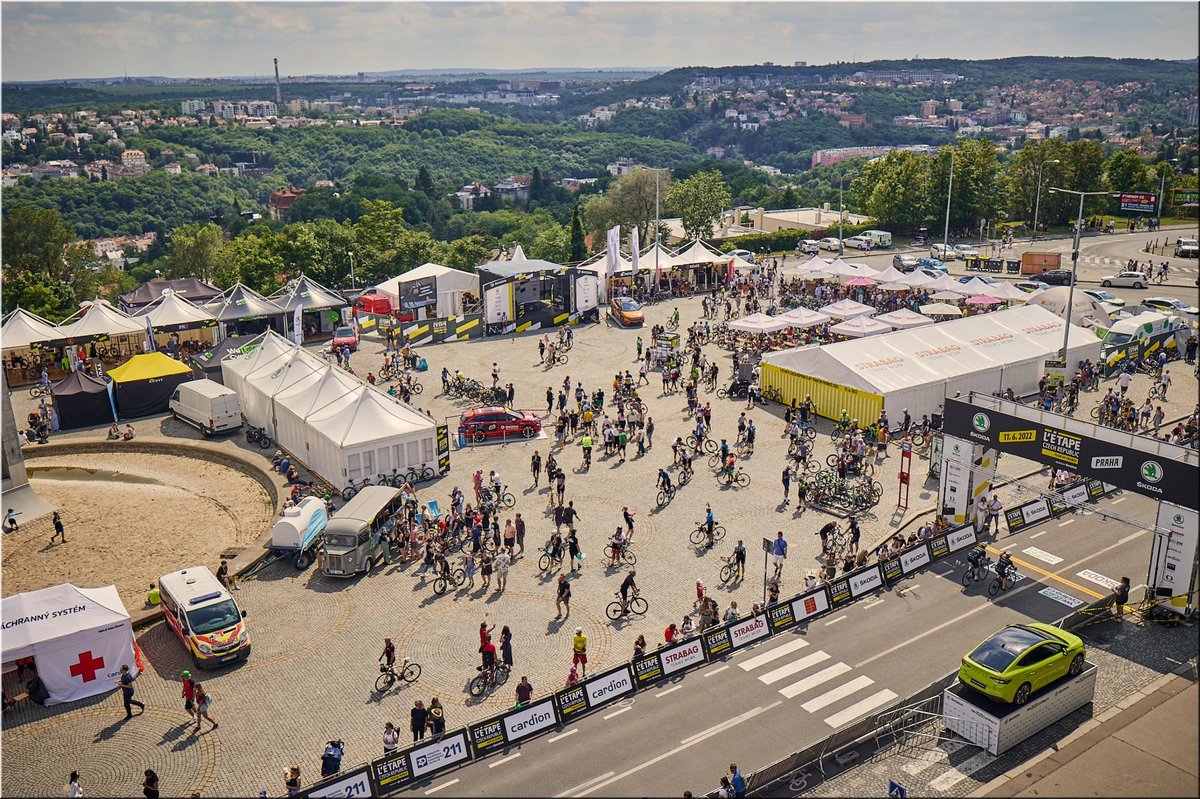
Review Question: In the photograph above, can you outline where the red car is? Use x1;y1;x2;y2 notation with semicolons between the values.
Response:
331;324;360;351
460;406;541;442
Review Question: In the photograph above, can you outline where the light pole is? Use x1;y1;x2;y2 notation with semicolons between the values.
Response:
1155;158;1179;227
942;149;954;258
347;251;356;289
1031;159;1060;241
1047;187;1121;359
838;176;845;257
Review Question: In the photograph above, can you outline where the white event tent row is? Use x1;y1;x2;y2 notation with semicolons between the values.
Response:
222;331;438;487
761;304;1103;421
828;315;893;338
728;312;792;333
374;262;480;319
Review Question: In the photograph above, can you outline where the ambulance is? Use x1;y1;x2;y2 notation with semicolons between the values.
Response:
158;566;250;669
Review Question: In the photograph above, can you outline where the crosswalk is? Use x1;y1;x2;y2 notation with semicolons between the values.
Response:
1079;254;1198;274
737;635;897;728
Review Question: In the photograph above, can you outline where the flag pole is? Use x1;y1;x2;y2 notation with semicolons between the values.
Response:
654;170;661;293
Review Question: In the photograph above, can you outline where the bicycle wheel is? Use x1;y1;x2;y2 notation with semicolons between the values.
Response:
468;674;487;697
606;601;623;621
341;485;358;501
1090;405;1101;420
403;662;422;682
714;525;727;542
411;383;423;395
987;579;1001;597
961;569;974;589
375;672;395;692
629;595;649;615
708;453;722;469
910;432;925;448
656;490;670;507
689;528;706;546
500;493;516;509
720;563;734;583
802;426;817;441
716;388;727;399
558;354;569;365
678;469;692;486
452;568;467;585
433;578;448;595
735;472;750;488
495;663;511;685
703;439;718;454
622;549;637;567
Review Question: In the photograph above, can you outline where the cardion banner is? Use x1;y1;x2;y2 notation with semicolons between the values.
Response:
943;398;1198;510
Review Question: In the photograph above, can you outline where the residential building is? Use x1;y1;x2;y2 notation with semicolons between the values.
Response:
121;149;149;175
452;181;491;210
194;163;220;176
607;158;639;176
921;100;939;118
268;187;304;222
163;162;182;174
492;176;530;202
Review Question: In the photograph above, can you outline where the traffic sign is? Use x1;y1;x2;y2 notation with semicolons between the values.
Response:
888;780;907;799
762;537;773;553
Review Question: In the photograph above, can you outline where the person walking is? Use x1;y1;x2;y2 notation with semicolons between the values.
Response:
4;508;19;533
781;465;792;506
531;452;542;488
514;513;526;557
771;531;788;581
566;530;582;572
410;700;429;742
193;683;217;731
49;511;66;544
67;771;83;798
141;769;160;799
495;548;511;592
645;417;654;448
555;573;571;619
117;664;144;719
181;670;196;723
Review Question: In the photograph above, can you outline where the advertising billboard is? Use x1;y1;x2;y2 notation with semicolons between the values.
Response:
1118;192;1157;213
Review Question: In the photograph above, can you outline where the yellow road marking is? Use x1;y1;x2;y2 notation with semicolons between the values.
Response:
985;545;1104;600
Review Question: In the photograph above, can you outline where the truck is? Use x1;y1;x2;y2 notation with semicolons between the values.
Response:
1021;252;1062;276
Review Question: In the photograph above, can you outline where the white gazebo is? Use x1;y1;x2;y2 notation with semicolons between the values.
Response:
873;308;935;329
819;298;876;319
728;312;793;333
777;307;833;329
920;302;964;317
829;316;894;338
899;271;936;289
672;239;726;266
870;265;909;284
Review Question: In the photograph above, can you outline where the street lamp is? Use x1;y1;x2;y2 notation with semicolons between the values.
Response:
1155;158;1179;227
1047;187;1122;360
942;149;955;258
1031;159;1061;242
347;251;356;289
838;176;845;256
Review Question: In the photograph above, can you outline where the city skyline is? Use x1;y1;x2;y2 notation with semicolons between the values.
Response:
2;1;1198;82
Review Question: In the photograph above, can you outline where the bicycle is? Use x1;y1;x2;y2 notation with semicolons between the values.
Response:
687;433;718;454
609;542;637;567
245;425;273;449
689;522;727;546
28;383;51;398
480;486;516;510
432;567;467;595
538;545;564;572
762;386;783;404
606;590;649;620
719;553;744;583
546;351;569;366
988;568;1020;597
656;484;677;507
718;468;751;488
406;465;436;484
375;657;422;692
468;661;511;697
341;476;373;501
961;555;992;588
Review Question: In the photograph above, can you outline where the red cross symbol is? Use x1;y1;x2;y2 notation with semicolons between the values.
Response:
70;650;105;682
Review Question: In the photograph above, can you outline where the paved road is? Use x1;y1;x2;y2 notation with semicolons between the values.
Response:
399;488;1156;796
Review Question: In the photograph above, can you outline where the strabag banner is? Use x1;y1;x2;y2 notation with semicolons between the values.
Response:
943;398;1198;510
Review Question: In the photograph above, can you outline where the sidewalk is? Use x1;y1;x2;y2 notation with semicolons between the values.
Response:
973;662;1198;798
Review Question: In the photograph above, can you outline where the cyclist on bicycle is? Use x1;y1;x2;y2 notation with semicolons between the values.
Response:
479;635;498;682
966;544;988;583
610;527;628;566
657;468;673;494
619;570;639;615
380;638;396;669
996;551;1014;592
704;503;717;549
680;449;694;481
671;308;680;326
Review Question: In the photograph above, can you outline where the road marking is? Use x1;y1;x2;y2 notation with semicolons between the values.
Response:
1040;587;1086;608
738;637;810;671
555;772;615;797
801;675;875;712
1030;531;1049;539
1077;569;1119;590
758;652;832;685
1119;530;1147;544
824;614;848;626
548;729;578;743
823;689;898;728
705;665;730;678
986;545;1103;600
902;740;967;775
489;752;522;768
856;534;1137;669
863;598;886;609
426;779;460;795
928;751;997;791
655;685;682;698
1057;519;1075;527
1111;497;1126;504
574;704;781;797
1022;547;1064;565
603;706;632;720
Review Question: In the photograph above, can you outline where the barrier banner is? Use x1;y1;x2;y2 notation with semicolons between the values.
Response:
900;543;932;574
1005;499;1051;534
371;750;413;793
790;587;831;622
633;651;664;686
944;398;1198;510
554;664;635;723
504;698;558;744
436;425;451;475
298;765;376;798
827;576;852;606
1007;482;1119;534
702;626;732;658
409;731;470;779
847;565;884;598
766;599;797;631
659;638;706;676
728;614;771;650
468;716;509;758
928;533;951;559
946;525;977;553
882;556;903;583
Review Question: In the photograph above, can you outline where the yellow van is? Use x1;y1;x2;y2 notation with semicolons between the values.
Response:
158;566;250;668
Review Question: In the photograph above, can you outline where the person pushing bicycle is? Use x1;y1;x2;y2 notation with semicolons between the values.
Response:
380;638;396;669
610;528;628;566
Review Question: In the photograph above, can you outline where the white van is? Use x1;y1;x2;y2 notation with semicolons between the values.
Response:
169;379;242;436
862;230;893;247
158;566;250;668
1101;311;1186;352
930;243;956;260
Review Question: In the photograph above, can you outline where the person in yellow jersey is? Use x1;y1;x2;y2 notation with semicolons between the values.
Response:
571;627;588;678
146;582;161;606
579;432;593;469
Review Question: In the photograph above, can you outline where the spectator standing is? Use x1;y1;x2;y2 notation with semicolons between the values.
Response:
117;665;144;720
555;574;571;619
428;699;446;741
142;769;160;799
284;767;301;797
68;771;82;799
1113;576;1131;618
986;494;1003;535
771;531;788;580
730;764;747;799
495;549;511;592
410;700;428;742
383;723;399;755
514;676;534;708
572;627;588;678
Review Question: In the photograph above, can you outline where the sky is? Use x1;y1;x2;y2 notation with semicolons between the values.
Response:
2;1;1198;82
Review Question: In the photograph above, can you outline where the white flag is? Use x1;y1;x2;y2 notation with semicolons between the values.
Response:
606;226;620;278
292;303;304;345
629;227;640;276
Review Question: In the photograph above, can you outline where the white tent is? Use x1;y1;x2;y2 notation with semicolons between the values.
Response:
927;273;966;293
829;316;893;338
958;277;997;295
1025;286;1112;328
819;298;876;319
641;242;682;271
728;312;792;333
783;255;830;276
221;331;437;486
509;244;527;261
375;263;480;319
57;299;146;339
874;308;934;329
822;259;860;279
989;282;1033;302
847;262;881;279
672;240;725;265
899;271;936;289
919;302;964;317
869;265;908;284
777;307;832;329
1;584;135;705
762;305;1103;421
1;308;60;350
131;289;219;328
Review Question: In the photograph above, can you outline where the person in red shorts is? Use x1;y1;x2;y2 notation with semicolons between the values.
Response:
571;627;588;678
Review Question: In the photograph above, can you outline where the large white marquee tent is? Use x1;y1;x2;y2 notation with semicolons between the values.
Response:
761;304;1102;420
375;263;480;319
222;331;438;486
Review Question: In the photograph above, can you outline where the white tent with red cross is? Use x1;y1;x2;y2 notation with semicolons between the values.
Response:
1;583;136;705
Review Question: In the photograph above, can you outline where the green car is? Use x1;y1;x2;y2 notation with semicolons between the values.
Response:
958;623;1086;705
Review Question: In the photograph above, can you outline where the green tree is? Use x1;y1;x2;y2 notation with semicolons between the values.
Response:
569;202;586;262
439;235;493;273
853;151;931;233
527;224;571;263
583;168;668;247
164;222;230;283
666;169;732;241
415;165;436;198
1105;148;1151;194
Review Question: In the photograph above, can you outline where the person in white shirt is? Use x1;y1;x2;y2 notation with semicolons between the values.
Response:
383;722;399;754
986;495;1004;536
1118;370;1131;394
974;495;989;533
67;771;83;798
